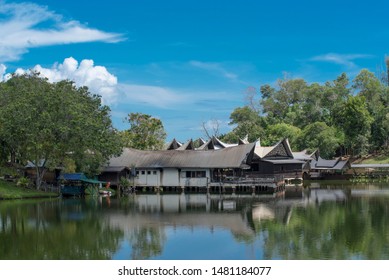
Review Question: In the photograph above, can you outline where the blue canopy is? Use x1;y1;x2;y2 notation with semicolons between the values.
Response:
58;173;105;184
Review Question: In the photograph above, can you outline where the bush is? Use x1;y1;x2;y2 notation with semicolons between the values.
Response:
16;177;30;188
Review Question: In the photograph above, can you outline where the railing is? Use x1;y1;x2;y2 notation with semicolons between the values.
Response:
211;174;285;185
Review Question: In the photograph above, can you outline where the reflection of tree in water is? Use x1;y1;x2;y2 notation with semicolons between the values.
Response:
254;198;389;259
129;227;166;259
0;199;124;259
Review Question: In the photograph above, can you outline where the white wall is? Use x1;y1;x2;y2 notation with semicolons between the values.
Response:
135;169;160;186
135;168;211;187
179;169;210;187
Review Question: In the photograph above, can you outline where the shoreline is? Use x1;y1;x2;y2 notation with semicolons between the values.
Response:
0;180;59;200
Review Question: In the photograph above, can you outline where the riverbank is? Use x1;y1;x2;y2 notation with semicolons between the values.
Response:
353;153;389;164
0;180;59;200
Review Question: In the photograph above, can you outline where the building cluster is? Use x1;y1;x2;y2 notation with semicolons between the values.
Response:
99;136;350;192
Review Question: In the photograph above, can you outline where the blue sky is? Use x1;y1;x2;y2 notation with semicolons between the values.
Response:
1;0;388;142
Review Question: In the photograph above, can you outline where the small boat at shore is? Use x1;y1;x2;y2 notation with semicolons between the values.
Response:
59;173;106;197
98;189;112;196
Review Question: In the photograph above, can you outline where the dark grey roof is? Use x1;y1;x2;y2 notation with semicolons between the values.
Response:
292;150;313;161
108;142;256;169
262;159;306;165
101;166;130;172
333;160;350;170
315;157;338;168
310;156;350;170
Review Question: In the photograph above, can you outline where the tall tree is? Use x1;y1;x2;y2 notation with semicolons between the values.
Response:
0;74;122;188
297;122;343;158
265;123;301;149
121;113;167;150
337;95;373;156
221;106;266;143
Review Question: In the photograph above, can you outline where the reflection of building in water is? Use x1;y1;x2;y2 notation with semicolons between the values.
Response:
252;204;275;221
106;194;258;236
251;188;348;225
106;188;350;238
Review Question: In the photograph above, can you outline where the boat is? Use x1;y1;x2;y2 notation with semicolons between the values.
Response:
98;189;112;196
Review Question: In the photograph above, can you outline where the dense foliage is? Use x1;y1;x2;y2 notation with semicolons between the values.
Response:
120;112;167;150
0;74;122;189
221;69;389;157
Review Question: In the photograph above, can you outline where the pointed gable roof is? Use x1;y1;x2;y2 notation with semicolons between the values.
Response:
198;136;238;150
166;138;182;150
198;137;215;150
238;135;249;145
254;138;293;159
193;138;206;149
177;139;195;150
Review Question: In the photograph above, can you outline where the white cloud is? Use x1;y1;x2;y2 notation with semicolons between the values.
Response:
117;84;187;108
0;1;125;63
310;53;372;69
2;56;239;116
1;57;192;107
189;60;239;81
29;57;119;104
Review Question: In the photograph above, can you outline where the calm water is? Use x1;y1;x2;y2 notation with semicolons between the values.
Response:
1;182;389;260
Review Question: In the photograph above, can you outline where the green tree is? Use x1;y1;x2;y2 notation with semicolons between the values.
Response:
297;122;343;158
353;69;384;114
0;74;122;188
121;113;167;150
265;123;301;149
260;77;307;125
337;95;373;156
352;69;389;151
221;106;266;143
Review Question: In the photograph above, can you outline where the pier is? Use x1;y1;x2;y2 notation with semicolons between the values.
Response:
130;175;288;194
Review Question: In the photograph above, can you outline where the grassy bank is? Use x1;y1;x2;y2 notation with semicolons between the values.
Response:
354;153;389;164
361;154;389;164
0;180;59;199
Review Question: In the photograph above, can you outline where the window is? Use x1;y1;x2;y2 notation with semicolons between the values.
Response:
136;171;139;175
147;171;151;175
185;171;206;178
141;171;145;175
153;171;157;175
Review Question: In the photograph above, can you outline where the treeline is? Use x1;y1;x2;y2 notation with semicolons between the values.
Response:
220;69;389;158
0;74;123;189
0;73;169;189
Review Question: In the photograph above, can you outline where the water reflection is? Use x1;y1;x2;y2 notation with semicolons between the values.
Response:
0;198;123;259
1;182;389;260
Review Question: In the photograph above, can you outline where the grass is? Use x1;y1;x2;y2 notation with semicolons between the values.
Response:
0;179;59;199
361;154;389;164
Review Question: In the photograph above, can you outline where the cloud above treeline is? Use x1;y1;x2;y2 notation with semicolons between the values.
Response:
0;57;191;107
0;0;125;63
309;53;373;70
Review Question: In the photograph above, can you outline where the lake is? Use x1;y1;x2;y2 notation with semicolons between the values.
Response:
1;181;389;260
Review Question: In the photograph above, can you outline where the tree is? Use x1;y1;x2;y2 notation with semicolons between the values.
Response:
297;122;343;158
337;95;373;156
265;123;301;149
260;77;308;125
202;119;222;139
221;106;266;143
352;69;389;151
0;74;122;189
353;69;385;115
121;113;166;150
